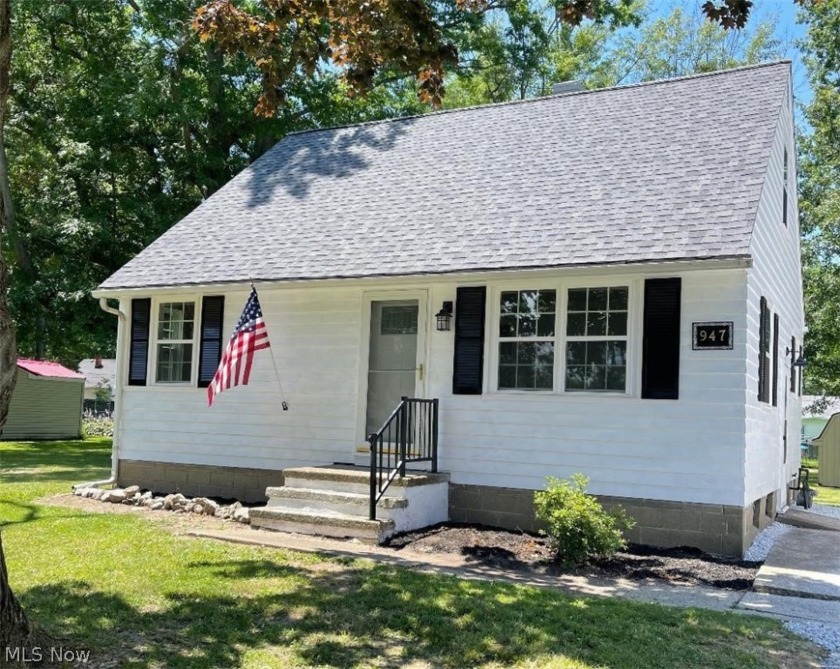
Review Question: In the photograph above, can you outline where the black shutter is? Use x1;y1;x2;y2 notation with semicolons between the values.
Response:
128;298;151;386
453;286;486;395
772;313;779;407
198;296;225;388
758;297;768;402
790;337;797;393
641;278;681;400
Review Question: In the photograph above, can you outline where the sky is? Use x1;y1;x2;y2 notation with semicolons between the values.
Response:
647;0;812;107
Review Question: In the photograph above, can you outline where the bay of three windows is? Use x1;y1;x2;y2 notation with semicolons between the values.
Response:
498;286;629;393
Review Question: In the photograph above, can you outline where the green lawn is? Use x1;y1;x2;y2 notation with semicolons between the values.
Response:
801;457;840;507
0;440;824;669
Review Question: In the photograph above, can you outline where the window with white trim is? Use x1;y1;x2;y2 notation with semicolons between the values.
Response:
498;289;556;390
155;301;195;383
564;286;629;392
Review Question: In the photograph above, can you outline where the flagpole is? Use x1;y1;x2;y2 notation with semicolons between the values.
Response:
253;279;289;411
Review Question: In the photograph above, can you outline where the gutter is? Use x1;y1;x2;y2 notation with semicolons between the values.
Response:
73;297;126;490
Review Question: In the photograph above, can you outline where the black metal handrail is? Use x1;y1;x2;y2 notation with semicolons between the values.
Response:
369;396;438;520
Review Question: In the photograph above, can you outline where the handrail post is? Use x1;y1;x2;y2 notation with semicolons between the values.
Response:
399;396;408;478
369;432;378;520
431;398;439;473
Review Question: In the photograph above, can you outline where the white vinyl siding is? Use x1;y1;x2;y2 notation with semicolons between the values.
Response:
744;81;804;508
430;269;747;505
114;264;749;508
119;287;364;469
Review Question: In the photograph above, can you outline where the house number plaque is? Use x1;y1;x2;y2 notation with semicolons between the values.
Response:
692;322;733;350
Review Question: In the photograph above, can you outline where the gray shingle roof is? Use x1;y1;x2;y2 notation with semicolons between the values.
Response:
99;62;790;291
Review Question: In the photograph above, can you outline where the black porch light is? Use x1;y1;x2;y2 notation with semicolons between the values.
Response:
786;345;806;368
436;301;453;332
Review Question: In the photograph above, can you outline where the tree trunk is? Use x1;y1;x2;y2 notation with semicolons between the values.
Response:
0;533;34;653
0;0;38;656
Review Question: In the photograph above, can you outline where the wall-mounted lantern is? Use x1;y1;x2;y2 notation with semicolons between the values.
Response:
435;301;453;332
786;345;806;368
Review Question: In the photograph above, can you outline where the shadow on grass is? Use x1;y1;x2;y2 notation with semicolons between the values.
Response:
18;559;816;669
1;439;111;486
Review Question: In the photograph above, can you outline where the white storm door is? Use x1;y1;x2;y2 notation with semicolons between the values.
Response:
365;300;421;437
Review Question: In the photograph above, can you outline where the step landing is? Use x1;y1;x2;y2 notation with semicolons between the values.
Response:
250;464;449;544
250;508;395;544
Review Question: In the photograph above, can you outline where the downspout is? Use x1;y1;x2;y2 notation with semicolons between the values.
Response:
73;297;126;490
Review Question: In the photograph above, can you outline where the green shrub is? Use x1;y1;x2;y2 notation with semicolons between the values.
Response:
534;473;634;567
83;415;114;438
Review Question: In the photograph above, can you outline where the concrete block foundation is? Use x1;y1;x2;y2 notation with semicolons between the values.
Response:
118;460;776;556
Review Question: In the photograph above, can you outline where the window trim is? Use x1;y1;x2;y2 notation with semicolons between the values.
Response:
149;296;203;386
487;279;640;397
783;147;789;227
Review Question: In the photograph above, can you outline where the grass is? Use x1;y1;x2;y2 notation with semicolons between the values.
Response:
801;457;840;507
0;440;825;669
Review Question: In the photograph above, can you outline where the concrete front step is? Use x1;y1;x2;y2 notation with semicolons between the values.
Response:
250;507;395;544
283;465;450;495
266;486;407;518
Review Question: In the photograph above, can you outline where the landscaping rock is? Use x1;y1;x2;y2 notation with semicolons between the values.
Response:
108;489;127;503
150;500;164;510
125;485;140;496
233;507;250;524
195;498;219;515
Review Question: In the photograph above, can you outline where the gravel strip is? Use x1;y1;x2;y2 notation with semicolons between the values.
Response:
809;504;840;520
786;621;840;669
742;521;793;561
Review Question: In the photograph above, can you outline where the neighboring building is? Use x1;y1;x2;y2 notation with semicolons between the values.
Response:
93;62;803;556
801;395;840;441
78;357;117;402
813;414;840;488
2;360;84;440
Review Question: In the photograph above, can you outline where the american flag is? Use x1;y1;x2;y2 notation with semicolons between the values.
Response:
207;287;271;406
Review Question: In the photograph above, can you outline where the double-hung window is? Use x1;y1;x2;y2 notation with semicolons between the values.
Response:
155;301;196;383
498;290;556;390
565;287;629;392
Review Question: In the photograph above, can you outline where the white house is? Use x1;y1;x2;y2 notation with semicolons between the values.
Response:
78;357;117;403
801;395;840;441
92;62;803;556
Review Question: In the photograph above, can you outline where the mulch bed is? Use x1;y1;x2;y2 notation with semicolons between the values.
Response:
386;523;760;590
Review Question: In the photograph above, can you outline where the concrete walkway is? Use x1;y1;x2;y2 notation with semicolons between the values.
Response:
188;528;745;612
188;520;840;625
737;526;840;624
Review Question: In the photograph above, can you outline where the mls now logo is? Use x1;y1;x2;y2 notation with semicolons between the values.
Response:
5;646;91;663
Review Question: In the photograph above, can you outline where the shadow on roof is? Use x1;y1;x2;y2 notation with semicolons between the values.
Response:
244;117;415;207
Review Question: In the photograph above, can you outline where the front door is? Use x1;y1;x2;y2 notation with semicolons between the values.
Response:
365;300;420;437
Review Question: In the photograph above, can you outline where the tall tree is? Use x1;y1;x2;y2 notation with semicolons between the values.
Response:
800;0;840;395
5;0;428;367
194;0;803;115
602;4;781;85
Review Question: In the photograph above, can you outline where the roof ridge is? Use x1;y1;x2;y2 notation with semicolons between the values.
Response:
285;60;791;139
